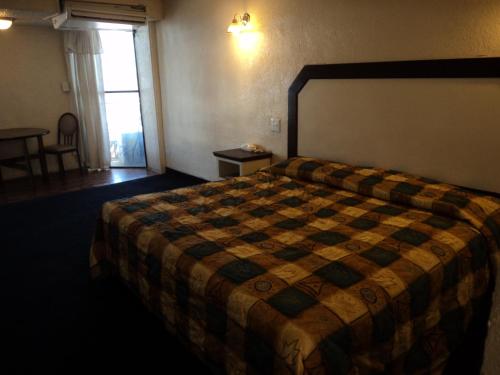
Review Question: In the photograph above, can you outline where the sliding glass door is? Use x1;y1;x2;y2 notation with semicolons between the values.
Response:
100;30;146;168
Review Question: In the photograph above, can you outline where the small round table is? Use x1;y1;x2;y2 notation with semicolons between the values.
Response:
0;128;50;181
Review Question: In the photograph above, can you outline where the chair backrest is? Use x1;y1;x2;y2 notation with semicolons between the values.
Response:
58;113;79;146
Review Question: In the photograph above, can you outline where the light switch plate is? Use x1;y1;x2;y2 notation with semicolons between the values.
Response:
61;81;70;93
270;117;281;133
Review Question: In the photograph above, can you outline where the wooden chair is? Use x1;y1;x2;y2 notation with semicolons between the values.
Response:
45;113;83;176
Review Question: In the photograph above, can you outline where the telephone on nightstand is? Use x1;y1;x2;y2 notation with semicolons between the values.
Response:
240;144;265;153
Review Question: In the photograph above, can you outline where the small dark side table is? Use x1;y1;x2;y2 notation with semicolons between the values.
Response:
213;148;272;178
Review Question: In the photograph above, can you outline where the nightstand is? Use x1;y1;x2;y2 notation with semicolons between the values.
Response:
213;148;272;178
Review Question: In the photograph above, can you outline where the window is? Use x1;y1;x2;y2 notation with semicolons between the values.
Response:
99;30;146;167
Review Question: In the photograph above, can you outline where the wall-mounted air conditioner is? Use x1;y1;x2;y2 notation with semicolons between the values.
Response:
51;0;161;30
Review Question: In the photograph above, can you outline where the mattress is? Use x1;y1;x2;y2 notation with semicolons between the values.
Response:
90;157;500;374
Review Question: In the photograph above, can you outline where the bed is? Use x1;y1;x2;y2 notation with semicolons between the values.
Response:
90;58;500;374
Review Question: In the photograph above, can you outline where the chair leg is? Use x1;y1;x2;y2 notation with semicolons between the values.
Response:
76;150;84;175
23;139;35;187
57;154;65;177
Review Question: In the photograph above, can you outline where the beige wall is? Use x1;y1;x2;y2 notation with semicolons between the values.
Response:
297;78;500;193
0;25;75;179
156;1;500;372
157;0;500;181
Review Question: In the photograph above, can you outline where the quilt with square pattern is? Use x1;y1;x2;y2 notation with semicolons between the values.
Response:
90;157;500;374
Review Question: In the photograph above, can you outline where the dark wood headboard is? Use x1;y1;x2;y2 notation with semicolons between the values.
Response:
287;57;500;196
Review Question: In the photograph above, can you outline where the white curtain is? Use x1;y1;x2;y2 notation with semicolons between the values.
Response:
64;30;110;170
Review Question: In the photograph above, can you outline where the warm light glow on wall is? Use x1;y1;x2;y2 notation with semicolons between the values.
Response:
235;31;260;54
227;12;261;60
0;17;14;30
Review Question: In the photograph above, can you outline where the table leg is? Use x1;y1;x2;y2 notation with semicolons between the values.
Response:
37;135;49;181
23;139;35;187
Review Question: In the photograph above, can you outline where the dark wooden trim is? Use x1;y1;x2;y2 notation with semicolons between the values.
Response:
288;57;500;159
213;148;273;162
287;57;500;197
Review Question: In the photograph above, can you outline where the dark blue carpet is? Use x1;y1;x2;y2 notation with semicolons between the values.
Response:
2;169;208;374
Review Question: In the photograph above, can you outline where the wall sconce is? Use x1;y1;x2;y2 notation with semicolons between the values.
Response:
227;12;251;34
0;17;14;30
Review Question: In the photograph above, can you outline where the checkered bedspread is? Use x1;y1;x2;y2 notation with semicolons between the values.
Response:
90;157;500;374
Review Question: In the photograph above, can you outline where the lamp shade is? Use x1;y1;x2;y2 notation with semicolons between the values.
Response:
227;13;252;34
227;16;241;33
0;18;13;30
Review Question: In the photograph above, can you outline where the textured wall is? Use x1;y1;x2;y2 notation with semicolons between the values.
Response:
157;0;500;181
297;78;500;193
0;25;74;178
156;1;500;372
